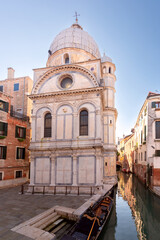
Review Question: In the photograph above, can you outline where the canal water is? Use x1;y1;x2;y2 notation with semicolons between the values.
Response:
100;171;160;240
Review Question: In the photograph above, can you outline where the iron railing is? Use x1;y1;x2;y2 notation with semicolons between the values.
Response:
10;110;29;122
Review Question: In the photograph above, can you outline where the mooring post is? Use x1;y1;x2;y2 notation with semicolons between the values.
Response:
78;186;79;195
43;186;45;195
21;184;24;194
90;187;92;196
32;186;34;194
54;186;56;195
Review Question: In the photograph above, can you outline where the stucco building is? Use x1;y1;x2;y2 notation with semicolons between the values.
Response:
29;22;117;193
134;92;160;186
120;92;160;187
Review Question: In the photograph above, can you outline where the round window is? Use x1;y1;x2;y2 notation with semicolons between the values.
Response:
60;77;73;89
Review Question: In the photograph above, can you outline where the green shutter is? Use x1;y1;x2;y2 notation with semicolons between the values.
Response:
15;126;18;138
23;128;26;139
23;148;25;159
152;102;156;108
5;102;9;112
16;148;19;159
3;146;7;159
4;123;8;136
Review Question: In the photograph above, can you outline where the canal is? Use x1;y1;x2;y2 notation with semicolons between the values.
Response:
100;171;160;240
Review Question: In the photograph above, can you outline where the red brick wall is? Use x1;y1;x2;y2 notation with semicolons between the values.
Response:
152;169;160;186
134;163;147;185
0;95;30;182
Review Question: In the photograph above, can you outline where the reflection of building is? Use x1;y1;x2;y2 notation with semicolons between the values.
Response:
29;21;117;192
117;134;132;171
0;92;30;187
118;172;160;240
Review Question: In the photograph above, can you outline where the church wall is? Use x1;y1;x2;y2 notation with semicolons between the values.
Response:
30;148;103;187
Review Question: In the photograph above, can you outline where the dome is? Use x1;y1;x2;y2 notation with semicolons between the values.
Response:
49;23;101;59
101;53;112;63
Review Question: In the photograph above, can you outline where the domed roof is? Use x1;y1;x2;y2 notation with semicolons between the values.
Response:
49;23;101;59
101;53;112;63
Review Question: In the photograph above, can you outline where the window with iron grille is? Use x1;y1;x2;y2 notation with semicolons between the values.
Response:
156;121;160;139
80;110;88;136
0;122;8;136
0;100;9;112
15;126;26;139
0;146;7;159
15;170;22;178
44;113;52;138
16;148;25;159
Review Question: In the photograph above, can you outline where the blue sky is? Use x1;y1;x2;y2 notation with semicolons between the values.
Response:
0;0;160;139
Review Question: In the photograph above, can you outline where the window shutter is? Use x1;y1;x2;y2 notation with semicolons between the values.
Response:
23;148;25;159
4;123;8;136
152;102;156;108
23;128;26;139
3;146;7;159
15;126;18;138
16;148;19;159
5;102;9;112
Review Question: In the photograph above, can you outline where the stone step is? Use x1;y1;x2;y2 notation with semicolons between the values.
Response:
51;221;68;234
32;211;58;228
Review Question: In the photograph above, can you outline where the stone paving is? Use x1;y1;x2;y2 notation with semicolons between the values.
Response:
0;186;90;240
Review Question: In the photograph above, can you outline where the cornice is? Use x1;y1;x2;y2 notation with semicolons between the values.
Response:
29;87;103;99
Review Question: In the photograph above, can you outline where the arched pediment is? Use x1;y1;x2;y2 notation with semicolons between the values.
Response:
32;65;99;94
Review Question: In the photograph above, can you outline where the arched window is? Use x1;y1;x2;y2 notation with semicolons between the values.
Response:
103;66;106;74
64;53;69;64
109;67;111;74
80;110;88;136
44;113;52;138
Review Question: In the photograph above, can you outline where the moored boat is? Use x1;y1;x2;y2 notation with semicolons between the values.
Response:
60;187;114;240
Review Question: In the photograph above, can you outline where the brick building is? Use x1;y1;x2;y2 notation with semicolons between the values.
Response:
0;68;32;117
0;69;32;187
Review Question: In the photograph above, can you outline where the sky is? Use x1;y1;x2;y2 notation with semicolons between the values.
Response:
0;0;160;139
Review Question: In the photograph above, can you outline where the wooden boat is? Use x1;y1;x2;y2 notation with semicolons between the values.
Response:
61;187;114;240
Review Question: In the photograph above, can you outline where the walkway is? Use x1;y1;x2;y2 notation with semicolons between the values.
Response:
0;186;90;239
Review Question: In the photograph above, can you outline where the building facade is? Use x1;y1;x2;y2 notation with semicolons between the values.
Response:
120;92;160;187
0;68;33;117
29;22;117;193
0;92;30;187
134;92;160;186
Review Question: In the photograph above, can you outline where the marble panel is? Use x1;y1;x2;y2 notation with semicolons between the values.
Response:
78;156;95;184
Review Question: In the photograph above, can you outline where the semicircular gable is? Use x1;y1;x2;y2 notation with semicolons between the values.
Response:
78;101;97;112
32;65;99;94
36;107;52;117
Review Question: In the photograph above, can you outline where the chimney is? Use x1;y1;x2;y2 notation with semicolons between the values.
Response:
7;67;15;79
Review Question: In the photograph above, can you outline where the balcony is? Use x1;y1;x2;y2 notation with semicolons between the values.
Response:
10;110;29;122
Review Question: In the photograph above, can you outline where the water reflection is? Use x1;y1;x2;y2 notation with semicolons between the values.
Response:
100;171;160;240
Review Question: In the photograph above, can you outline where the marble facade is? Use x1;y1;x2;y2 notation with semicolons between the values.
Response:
29;22;117;192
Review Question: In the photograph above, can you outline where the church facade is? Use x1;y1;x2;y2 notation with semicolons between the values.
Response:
29;22;117;193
